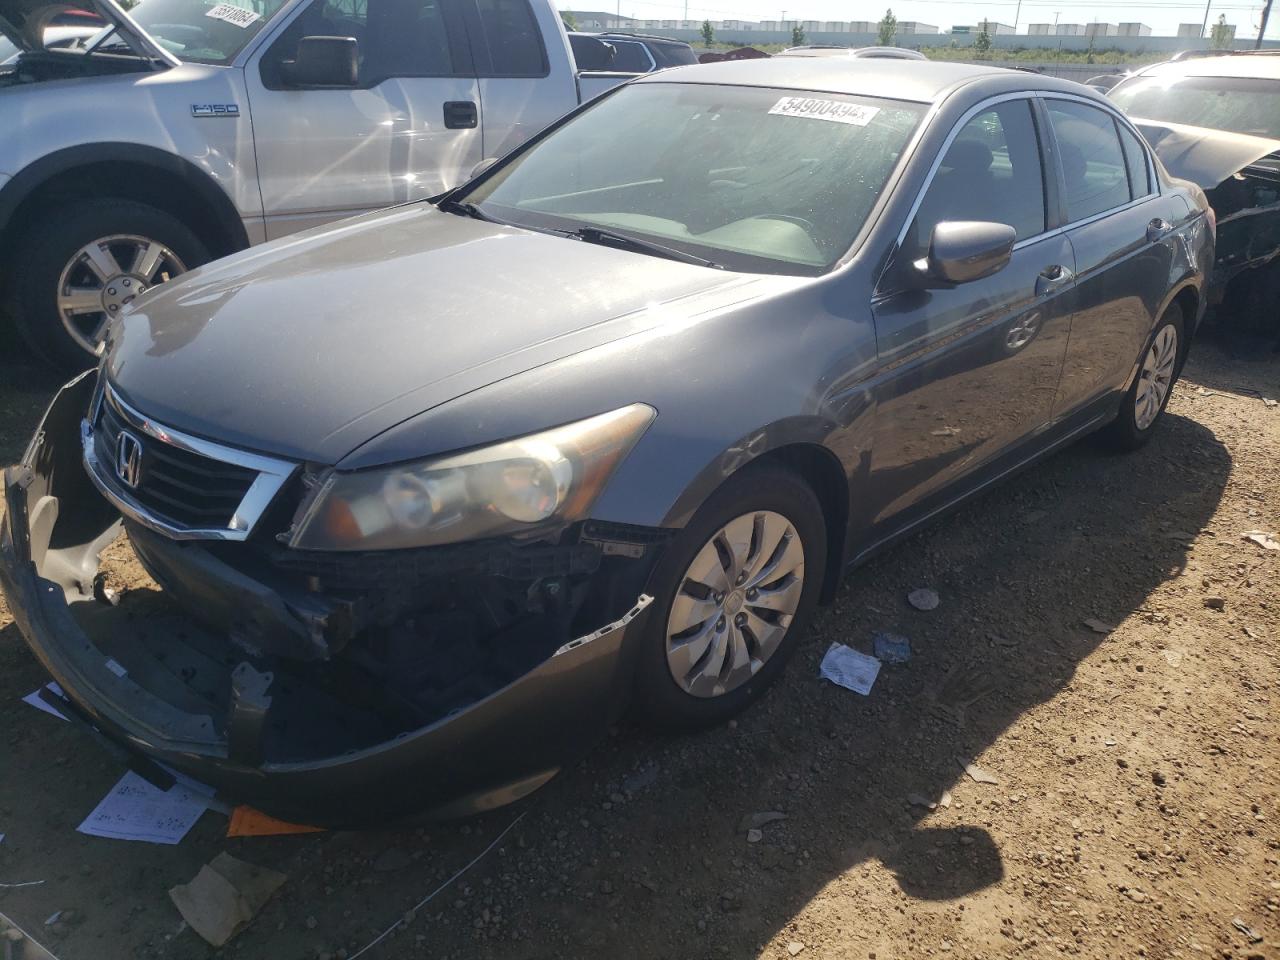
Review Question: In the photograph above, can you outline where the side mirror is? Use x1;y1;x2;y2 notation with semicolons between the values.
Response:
281;35;358;88
574;36;617;71
470;158;499;179
916;221;1016;285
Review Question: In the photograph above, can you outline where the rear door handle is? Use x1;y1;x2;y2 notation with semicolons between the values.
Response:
1035;264;1074;297
1146;217;1173;242
443;100;477;129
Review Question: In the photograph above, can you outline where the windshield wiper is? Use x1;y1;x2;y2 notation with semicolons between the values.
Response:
438;198;493;221
570;226;721;269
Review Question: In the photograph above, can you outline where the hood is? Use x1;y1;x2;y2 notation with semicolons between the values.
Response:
105;204;759;465
0;0;175;62
1135;117;1280;190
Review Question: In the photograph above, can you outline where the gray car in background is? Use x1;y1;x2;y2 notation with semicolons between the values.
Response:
1;58;1213;824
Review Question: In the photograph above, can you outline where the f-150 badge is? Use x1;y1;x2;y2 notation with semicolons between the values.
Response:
191;104;240;118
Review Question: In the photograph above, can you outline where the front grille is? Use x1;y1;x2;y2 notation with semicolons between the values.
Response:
92;391;260;530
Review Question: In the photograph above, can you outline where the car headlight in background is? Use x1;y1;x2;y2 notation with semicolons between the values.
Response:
288;404;656;551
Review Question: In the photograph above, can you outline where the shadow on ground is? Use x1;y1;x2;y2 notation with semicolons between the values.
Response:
0;352;1234;958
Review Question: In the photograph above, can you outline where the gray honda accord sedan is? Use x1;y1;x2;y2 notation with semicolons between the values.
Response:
1;59;1214;824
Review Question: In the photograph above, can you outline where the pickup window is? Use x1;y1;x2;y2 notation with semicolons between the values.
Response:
469;0;548;78
261;0;466;87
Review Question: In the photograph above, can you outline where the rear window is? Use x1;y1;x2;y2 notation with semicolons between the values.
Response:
1110;74;1280;140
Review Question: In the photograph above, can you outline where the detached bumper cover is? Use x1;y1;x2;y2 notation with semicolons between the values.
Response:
0;374;656;825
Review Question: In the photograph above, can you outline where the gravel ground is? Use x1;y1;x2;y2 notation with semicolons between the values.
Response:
0;321;1277;960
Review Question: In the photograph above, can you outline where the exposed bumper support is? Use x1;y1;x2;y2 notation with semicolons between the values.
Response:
0;374;658;825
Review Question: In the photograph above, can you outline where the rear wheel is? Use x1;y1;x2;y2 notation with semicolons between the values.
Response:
10;199;208;371
634;464;827;728
1103;302;1184;451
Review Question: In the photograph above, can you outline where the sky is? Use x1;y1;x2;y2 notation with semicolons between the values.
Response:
578;0;1277;41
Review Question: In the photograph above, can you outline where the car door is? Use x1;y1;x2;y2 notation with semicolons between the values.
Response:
462;0;579;161
245;0;482;239
867;96;1077;528
1042;96;1188;416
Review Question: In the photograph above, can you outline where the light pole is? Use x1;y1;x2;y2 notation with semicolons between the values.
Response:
1013;0;1022;32
1200;0;1212;39
1259;0;1273;46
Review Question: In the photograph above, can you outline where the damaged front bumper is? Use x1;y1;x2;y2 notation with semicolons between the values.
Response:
0;372;660;825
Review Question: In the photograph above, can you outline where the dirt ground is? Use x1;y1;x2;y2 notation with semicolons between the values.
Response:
0;320;1277;960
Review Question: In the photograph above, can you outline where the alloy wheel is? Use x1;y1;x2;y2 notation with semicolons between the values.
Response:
665;510;805;698
56;234;187;355
1134;323;1178;431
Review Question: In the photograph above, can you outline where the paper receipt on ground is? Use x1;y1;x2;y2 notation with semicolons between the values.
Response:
769;96;880;126
818;643;881;695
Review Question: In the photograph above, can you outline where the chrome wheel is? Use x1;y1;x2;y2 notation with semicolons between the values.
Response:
1134;323;1178;431
56;235;187;355
1005;310;1043;351
665;510;805;698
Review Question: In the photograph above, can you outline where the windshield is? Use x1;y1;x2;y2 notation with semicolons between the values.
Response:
1110;74;1280;140
461;83;925;275
91;0;292;63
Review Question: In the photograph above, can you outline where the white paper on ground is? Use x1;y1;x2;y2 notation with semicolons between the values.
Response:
21;682;68;721
78;771;210;845
818;643;881;695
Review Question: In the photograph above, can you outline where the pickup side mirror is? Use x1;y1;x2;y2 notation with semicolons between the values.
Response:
914;220;1016;285
281;35;359;88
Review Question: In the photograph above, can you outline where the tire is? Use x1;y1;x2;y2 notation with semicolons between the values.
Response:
634;463;827;729
1102;302;1185;452
9;199;209;371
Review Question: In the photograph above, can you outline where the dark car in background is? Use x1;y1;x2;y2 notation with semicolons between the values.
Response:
1110;51;1280;333
1;59;1213;825
568;30;697;73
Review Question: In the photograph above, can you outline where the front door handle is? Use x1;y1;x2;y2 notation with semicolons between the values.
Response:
1035;264;1074;297
443;100;477;129
1146;217;1173;242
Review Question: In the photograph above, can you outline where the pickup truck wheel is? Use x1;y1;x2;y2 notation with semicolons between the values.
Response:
634;464;826;729
11;199;209;371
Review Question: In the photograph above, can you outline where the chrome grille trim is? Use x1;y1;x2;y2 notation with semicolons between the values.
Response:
82;383;298;542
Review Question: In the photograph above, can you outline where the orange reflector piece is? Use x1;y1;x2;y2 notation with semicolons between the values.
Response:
227;805;325;837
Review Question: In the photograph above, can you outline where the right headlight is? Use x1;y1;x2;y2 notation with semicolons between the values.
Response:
288;404;656;551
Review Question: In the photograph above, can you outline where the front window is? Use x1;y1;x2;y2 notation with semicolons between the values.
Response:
1110;75;1280;140
99;0;293;63
461;83;925;275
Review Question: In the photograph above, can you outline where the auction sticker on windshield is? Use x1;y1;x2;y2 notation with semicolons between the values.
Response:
768;96;881;126
205;3;261;27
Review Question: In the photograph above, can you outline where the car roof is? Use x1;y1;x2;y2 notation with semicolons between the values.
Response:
634;57;1083;104
1140;53;1280;80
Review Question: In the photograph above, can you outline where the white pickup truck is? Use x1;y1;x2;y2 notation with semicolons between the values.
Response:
0;0;650;366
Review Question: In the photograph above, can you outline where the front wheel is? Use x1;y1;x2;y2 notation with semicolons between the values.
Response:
634;464;827;729
1103;303;1185;451
10;199;209;371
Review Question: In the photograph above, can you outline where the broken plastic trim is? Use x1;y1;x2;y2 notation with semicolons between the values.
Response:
555;594;652;656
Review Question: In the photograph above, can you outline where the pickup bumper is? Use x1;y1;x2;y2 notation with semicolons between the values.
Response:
0;373;657;825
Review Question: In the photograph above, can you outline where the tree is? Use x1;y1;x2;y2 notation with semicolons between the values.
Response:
877;8;897;46
700;18;715;45
791;22;805;45
561;10;577;29
1210;13;1233;49
974;18;992;54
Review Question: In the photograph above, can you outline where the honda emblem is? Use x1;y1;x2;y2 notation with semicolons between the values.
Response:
116;430;143;489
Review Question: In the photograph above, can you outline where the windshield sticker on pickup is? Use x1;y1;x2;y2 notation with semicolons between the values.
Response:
205;3;261;27
768;97;881;126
